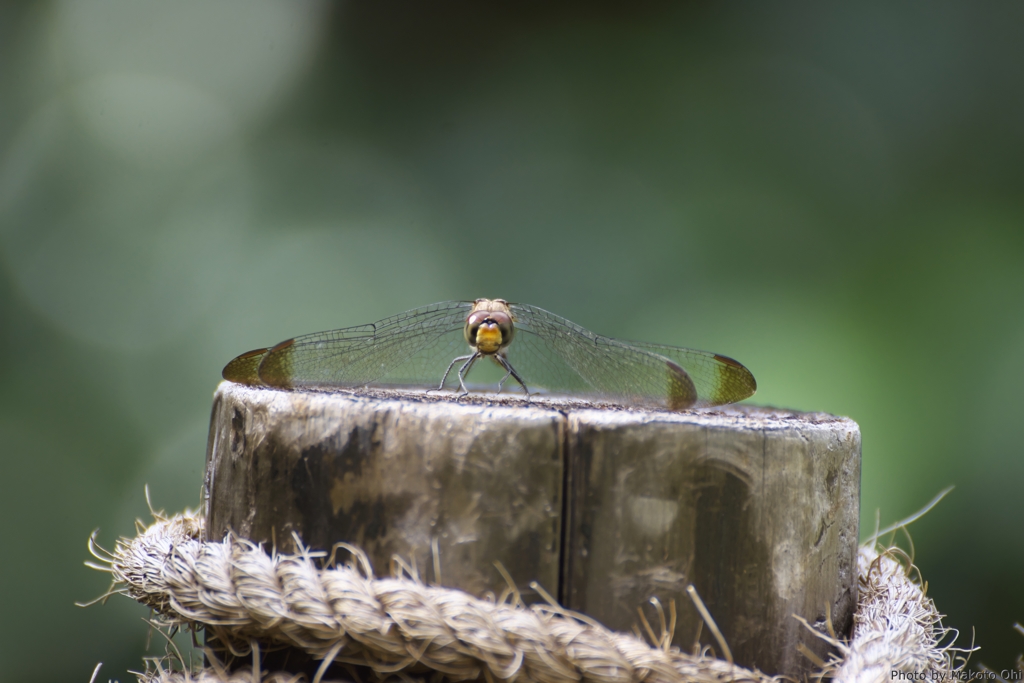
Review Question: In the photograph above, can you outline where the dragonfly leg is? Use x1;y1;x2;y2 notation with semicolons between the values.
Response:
493;356;512;394
495;354;530;396
439;354;474;391
456;353;480;395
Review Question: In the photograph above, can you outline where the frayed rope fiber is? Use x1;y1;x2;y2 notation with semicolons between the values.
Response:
102;512;773;683
96;512;966;683
826;547;968;682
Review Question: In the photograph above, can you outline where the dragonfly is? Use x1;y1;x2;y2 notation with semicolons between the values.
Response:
222;299;756;410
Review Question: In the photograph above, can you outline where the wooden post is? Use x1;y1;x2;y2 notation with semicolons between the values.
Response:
563;409;861;676
205;382;860;677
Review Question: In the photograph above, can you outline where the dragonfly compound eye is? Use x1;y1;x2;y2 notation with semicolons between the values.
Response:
464;310;514;355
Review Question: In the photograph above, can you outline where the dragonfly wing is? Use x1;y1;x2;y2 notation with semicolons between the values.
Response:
224;301;475;389
616;340;756;408
508;304;754;409
222;300;755;407
223;347;271;385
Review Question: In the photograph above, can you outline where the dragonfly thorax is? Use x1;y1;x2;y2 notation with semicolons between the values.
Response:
464;299;515;355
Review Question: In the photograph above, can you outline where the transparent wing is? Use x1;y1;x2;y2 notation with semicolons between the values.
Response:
222;300;756;410
611;338;757;408
507;303;756;409
223;301;475;389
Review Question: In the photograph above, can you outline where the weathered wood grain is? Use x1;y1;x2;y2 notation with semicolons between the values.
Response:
204;382;860;676
205;383;565;601
562;407;860;675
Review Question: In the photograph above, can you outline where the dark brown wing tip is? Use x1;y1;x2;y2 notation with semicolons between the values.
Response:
256;338;296;388
713;353;757;401
269;338;296;353
222;348;269;385
666;360;698;410
713;353;743;369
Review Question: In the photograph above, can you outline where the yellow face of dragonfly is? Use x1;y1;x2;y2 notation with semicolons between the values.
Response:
463;299;516;356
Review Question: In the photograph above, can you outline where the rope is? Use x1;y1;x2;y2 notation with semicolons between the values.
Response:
827;547;970;683
91;512;969;683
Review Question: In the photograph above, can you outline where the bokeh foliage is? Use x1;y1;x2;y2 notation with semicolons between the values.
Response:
1;2;1022;680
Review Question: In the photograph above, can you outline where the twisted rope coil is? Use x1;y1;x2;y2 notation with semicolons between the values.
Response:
99;512;965;683
827;547;968;682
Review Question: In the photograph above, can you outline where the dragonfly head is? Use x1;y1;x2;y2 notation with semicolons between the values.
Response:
466;299;515;355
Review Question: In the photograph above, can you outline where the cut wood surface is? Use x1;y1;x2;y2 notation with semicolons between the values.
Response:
205;382;860;677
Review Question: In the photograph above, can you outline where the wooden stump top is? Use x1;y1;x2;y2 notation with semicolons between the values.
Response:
205;382;860;676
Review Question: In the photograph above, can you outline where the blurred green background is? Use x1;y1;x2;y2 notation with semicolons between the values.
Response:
1;2;1022;680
